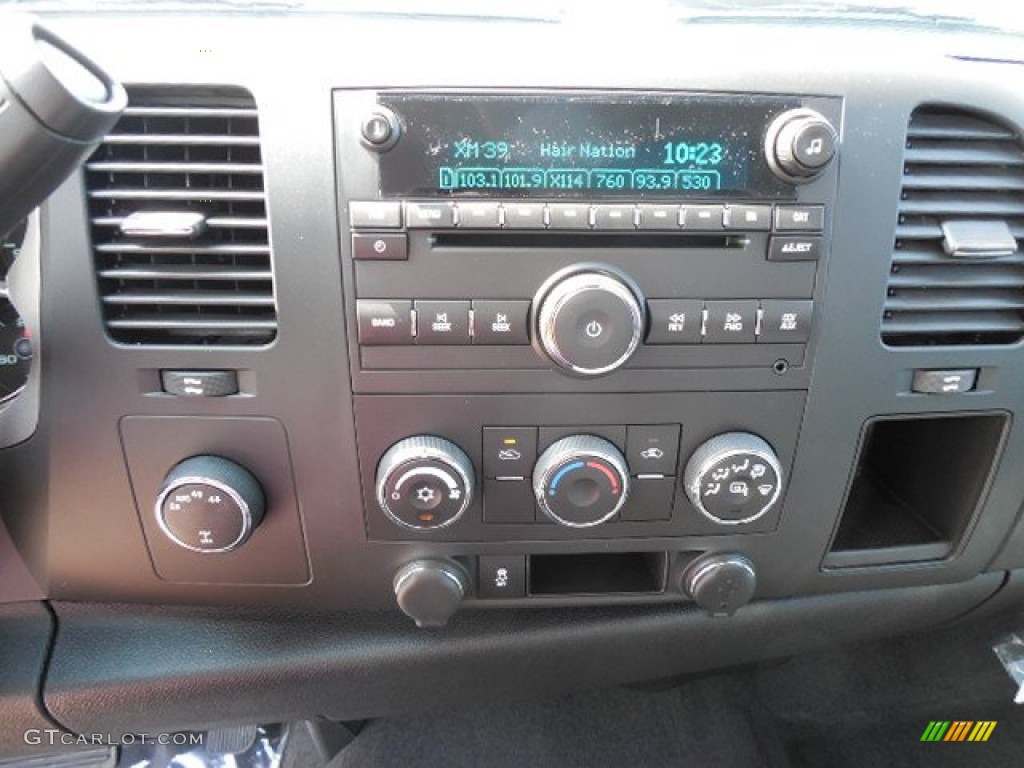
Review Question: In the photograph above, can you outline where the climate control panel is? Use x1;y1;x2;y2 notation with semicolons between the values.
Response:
355;391;804;543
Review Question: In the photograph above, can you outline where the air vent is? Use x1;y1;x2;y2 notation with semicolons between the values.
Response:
86;88;277;345
882;106;1024;346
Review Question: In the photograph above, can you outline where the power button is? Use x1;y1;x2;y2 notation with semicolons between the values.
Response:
360;107;401;152
534;267;646;377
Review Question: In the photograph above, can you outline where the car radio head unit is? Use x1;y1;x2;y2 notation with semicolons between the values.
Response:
375;93;802;199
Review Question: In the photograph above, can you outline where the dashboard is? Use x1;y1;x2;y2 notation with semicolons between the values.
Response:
3;5;1024;749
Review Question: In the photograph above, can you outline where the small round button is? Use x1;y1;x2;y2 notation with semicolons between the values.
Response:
533;435;630;527
360;107;401;152
534;265;645;377
792;122;836;170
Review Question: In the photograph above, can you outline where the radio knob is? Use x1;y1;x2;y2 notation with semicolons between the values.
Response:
533;265;645;377
683;433;784;525
766;109;837;182
155;456;265;553
533;435;630;527
376;436;474;530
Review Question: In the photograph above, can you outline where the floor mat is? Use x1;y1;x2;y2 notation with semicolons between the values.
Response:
331;675;774;768
327;607;1024;768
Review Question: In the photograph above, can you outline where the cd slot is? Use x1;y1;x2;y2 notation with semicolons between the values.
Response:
431;232;743;250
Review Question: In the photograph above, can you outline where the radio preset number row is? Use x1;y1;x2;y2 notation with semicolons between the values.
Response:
350;200;824;233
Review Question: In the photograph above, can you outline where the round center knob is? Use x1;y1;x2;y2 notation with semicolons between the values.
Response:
534;265;645;377
533;435;630;527
376;436;474;530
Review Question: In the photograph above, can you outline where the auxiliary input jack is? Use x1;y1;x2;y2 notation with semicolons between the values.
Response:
772;359;790;375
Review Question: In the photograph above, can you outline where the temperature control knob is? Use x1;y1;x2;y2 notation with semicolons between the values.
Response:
684;433;783;525
376;436;474;530
533;265;645;377
766;109;838;183
533;435;630;527
156;455;265;553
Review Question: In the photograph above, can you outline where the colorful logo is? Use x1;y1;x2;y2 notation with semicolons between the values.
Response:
921;721;997;742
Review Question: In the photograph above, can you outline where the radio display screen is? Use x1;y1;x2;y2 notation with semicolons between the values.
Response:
377;93;799;199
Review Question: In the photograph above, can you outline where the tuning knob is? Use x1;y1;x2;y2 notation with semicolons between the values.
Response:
394;559;469;628
683;432;783;525
155;455;265;553
376;436;474;530
533;435;630;527
766;108;837;183
533;264;645;377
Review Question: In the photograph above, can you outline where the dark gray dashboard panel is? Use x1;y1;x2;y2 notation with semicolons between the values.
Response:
0;12;1015;621
119;416;310;585
0;602;65;757
43;574;1002;737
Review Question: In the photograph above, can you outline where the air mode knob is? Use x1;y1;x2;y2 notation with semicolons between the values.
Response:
683;432;784;525
533;435;631;527
155;455;266;553
533;264;646;377
376;436;474;530
766;108;838;183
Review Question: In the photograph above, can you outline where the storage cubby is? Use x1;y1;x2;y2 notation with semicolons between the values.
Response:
528;552;667;596
824;413;1008;568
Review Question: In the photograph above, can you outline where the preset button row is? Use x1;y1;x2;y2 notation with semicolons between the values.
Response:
350;200;825;233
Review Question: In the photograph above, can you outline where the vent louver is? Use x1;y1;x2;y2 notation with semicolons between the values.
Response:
86;88;277;345
882;106;1024;346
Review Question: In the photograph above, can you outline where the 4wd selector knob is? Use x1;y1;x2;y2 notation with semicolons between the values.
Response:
766;108;838;183
156;455;265;553
533;435;630;527
534;265;645;377
376;436;474;530
684;433;783;525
